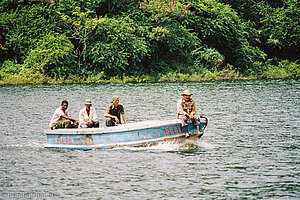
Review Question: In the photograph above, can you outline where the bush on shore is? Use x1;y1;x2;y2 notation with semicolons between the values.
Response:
0;0;299;85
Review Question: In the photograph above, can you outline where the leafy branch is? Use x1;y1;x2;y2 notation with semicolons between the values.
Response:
59;7;105;68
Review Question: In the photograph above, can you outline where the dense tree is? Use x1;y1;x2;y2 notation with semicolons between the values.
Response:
0;0;298;84
24;33;77;78
219;0;300;60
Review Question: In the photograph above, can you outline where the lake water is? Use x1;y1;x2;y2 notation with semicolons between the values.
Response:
0;79;299;199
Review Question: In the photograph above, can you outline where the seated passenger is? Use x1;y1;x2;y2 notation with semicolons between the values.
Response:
104;96;127;126
49;100;78;129
79;99;99;128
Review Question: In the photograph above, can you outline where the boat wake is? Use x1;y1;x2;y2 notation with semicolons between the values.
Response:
140;141;184;151
4;142;45;149
122;139;213;152
196;140;214;149
121;141;183;151
3;140;214;152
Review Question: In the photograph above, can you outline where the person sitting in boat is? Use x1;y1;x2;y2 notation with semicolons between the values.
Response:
177;89;202;138
104;96;127;126
79;99;99;128
49;100;78;129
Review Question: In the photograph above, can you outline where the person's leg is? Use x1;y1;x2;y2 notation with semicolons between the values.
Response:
54;120;69;129
179;115;190;138
105;118;116;127
65;120;78;128
193;115;203;138
54;119;78;129
88;121;99;128
93;121;99;128
54;121;65;129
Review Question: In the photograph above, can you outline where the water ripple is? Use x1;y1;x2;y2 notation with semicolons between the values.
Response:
0;79;299;199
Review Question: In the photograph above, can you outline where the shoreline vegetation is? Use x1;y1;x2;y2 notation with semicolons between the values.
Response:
1;0;299;86
1;61;299;85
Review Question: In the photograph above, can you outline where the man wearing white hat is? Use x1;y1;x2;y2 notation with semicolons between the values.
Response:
177;89;202;138
79;99;99;128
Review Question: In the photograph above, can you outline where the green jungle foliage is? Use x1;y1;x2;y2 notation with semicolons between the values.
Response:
0;0;299;84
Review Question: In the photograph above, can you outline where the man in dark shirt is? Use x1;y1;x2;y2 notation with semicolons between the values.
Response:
104;96;127;126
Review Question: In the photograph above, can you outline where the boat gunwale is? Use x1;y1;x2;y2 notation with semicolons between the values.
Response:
44;119;183;135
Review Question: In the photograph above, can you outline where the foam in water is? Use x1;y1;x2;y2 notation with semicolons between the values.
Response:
197;140;215;149
5;142;45;149
5;140;214;152
122;139;212;152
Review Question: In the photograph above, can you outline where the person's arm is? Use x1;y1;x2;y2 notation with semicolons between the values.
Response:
91;107;98;122
104;105;118;122
191;100;196;115
189;100;196;119
79;109;87;125
62;114;78;125
177;99;187;116
122;114;127;124
104;113;120;124
104;105;120;124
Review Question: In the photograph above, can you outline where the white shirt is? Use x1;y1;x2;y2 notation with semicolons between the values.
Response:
49;107;68;127
79;107;98;126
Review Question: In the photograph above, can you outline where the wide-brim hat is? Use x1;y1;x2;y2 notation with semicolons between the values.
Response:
85;99;92;105
181;89;193;96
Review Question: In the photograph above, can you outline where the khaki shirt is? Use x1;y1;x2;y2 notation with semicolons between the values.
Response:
177;98;196;116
